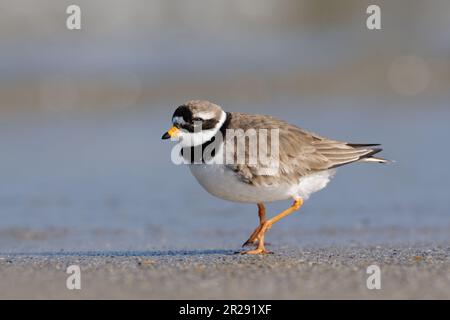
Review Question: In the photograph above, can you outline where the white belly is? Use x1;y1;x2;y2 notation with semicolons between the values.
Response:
188;164;335;203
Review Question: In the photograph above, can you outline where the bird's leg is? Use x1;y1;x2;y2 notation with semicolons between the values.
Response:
242;203;266;247
240;199;303;255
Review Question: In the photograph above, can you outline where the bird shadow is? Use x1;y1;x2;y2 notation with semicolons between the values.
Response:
0;249;237;258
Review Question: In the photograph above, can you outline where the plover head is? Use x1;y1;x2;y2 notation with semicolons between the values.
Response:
162;100;227;147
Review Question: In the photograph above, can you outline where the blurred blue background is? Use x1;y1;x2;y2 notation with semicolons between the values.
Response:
1;0;449;253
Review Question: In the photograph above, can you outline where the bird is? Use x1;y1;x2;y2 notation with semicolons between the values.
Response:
162;100;388;254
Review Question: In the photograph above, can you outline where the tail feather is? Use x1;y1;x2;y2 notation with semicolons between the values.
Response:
325;143;391;169
360;156;390;164
347;143;381;148
348;144;391;164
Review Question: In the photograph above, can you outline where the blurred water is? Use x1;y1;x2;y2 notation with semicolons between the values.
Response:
1;96;449;253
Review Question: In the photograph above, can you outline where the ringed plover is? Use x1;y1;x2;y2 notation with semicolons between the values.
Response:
162;100;388;254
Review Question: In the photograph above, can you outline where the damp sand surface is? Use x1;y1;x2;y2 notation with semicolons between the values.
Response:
1;246;450;299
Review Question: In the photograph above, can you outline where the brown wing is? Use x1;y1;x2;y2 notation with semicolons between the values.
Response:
223;112;381;187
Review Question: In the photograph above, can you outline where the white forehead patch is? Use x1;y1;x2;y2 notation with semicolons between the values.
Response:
172;116;187;125
195;111;215;120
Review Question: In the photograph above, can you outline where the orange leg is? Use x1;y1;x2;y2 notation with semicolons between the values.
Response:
240;199;303;255
242;203;266;247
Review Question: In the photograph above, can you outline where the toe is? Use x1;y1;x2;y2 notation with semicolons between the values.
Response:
239;248;272;255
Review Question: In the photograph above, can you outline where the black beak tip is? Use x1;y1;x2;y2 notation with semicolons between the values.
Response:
162;132;171;140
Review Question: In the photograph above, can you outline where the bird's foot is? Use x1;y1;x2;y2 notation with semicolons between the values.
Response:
242;239;272;247
242;235;259;247
238;248;273;255
242;223;271;247
242;225;263;247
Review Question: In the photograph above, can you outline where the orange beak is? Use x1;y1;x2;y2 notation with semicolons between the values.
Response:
161;126;180;140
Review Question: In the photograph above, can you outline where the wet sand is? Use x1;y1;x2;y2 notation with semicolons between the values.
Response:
1;245;449;299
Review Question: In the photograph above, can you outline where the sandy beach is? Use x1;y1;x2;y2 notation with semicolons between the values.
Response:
1;245;449;299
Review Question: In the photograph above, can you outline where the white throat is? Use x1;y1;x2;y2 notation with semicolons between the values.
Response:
178;110;227;148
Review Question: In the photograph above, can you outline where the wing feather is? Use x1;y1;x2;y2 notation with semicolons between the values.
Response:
222;112;382;186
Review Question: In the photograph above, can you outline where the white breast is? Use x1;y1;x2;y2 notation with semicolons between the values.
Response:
188;163;335;203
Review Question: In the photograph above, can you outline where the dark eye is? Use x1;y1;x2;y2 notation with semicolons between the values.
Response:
192;117;203;122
